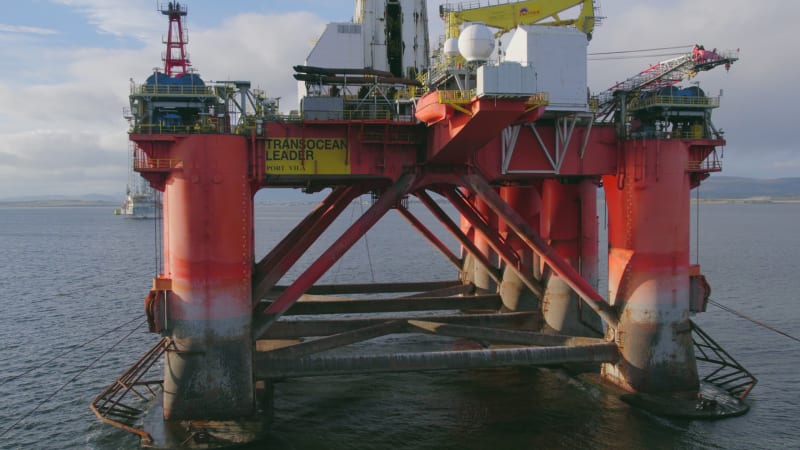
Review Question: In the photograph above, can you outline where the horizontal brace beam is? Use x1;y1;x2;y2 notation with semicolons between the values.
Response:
255;343;618;379
258;311;541;340
399;283;475;298
267;280;463;297
406;320;608;347
258;320;406;359
279;295;503;316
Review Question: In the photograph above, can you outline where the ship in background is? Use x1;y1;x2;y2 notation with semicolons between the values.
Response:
115;146;159;219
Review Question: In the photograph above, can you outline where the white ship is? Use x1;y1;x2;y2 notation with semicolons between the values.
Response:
116;188;158;219
115;149;160;219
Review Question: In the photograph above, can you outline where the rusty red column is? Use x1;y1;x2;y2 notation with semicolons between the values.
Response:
161;134;254;419
498;185;540;312
539;178;601;335
460;191;498;292
602;139;698;395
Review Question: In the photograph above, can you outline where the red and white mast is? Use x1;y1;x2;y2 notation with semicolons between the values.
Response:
161;1;191;77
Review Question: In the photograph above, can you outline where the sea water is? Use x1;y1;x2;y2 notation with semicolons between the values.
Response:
0;201;798;449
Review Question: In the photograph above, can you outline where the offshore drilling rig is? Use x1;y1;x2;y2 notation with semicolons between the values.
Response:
92;1;753;448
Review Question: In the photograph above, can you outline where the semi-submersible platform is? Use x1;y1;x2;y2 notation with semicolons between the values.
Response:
92;1;754;448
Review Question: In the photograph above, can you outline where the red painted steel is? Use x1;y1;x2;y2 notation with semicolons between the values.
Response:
425;99;544;164
151;134;255;420
252;185;363;304
443;188;544;299
162;2;190;77
539;179;602;335
396;205;462;270
252;174;417;338
463;174;619;328
416;190;502;286
602;138;699;394
474;124;618;179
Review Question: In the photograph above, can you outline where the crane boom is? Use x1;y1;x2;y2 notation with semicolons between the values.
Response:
443;0;597;40
596;45;739;115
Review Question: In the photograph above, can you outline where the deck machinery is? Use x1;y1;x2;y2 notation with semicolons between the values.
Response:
93;1;754;448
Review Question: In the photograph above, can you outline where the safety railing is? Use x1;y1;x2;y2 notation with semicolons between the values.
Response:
131;84;217;97
629;95;720;110
130;123;197;134
134;156;183;171
90;338;167;445
691;321;757;399
438;89;475;105
302;109;393;121
526;92;551;108
688;158;722;172
629;128;714;140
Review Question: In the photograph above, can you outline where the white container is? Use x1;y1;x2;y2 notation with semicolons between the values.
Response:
476;62;537;98
504;26;588;111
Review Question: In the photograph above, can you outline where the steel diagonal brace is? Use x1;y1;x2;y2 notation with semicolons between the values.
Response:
441;187;544;299
252;185;363;307
462;174;619;329
415;190;502;286
252;173;417;340
396;205;462;270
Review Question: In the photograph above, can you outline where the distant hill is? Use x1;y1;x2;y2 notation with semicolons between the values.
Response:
3;177;800;206
699;177;800;199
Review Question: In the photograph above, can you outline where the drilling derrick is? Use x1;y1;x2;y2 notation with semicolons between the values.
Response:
93;1;756;448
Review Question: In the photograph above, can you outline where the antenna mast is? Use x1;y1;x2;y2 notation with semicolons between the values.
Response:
161;2;191;77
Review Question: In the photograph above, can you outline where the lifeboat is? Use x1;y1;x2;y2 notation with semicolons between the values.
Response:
415;91;454;126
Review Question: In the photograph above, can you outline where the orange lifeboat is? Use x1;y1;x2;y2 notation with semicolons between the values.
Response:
415;91;453;126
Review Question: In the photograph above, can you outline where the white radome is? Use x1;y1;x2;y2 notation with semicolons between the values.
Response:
444;38;460;58
458;23;495;62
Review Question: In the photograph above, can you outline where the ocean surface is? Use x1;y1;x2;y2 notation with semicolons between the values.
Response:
0;200;798;449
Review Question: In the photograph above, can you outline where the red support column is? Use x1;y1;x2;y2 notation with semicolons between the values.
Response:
463;174;618;328
498;185;541;312
464;192;499;291
602;139;698;395
159;134;254;420
539;179;602;335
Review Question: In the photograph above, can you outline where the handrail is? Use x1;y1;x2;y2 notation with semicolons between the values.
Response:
134;157;184;171
526;92;550;107
691;321;757;399
688;159;722;172
438;89;474;105
131;84;216;97
630;95;720;110
302;109;394;121
90;338;167;444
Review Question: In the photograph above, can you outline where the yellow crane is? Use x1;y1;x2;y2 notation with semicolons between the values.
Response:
443;0;598;40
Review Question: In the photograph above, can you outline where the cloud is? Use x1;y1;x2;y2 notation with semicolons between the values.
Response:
0;24;59;35
50;0;160;41
588;0;800;178
0;129;128;197
0;0;796;200
188;12;326;109
0;8;327;198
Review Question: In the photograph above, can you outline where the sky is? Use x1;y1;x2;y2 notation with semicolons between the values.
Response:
0;0;796;199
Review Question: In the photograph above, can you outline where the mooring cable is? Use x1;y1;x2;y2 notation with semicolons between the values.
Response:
709;299;800;344
358;198;376;283
0;319;147;439
0;314;143;387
